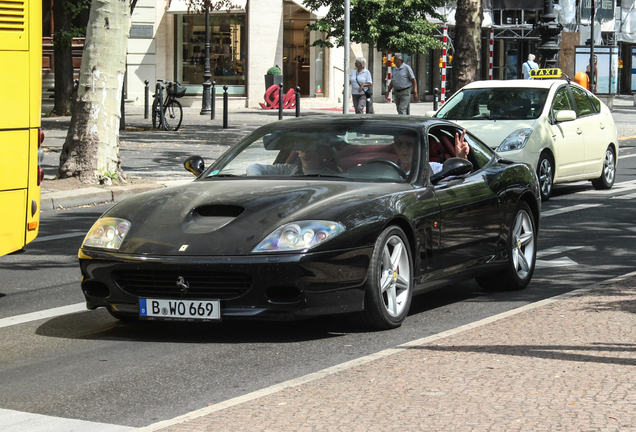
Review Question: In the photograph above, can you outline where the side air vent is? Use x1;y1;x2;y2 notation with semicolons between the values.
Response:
0;0;26;33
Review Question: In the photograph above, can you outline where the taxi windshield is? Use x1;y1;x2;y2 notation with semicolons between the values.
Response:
436;88;549;120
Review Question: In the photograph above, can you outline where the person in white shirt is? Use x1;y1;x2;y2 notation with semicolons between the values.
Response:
522;54;539;80
350;57;373;114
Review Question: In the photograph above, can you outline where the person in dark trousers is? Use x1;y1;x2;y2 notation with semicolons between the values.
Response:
385;53;418;114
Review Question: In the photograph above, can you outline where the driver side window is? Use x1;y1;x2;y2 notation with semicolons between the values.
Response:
551;87;572;122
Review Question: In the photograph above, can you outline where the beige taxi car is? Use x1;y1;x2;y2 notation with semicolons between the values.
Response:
429;78;618;200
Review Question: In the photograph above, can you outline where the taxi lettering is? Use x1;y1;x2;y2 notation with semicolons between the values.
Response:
530;68;562;78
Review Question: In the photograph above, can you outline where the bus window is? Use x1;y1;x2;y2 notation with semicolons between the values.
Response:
0;0;44;256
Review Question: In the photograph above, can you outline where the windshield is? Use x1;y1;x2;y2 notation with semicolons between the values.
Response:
205;126;421;182
435;87;549;120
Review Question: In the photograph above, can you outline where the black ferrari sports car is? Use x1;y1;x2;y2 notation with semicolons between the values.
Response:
79;116;541;330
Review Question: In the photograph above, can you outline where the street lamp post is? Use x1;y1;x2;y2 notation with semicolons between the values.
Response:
201;6;212;115
535;0;563;69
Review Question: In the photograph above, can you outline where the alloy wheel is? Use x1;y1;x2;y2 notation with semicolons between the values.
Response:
379;235;411;317
511;209;535;281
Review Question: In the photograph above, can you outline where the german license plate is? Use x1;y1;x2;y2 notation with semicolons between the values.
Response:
139;298;221;321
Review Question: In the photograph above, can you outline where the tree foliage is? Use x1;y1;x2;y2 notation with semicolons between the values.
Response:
303;0;448;54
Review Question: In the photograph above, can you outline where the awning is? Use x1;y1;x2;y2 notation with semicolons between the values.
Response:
167;0;246;14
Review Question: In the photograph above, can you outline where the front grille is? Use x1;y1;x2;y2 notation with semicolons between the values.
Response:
114;270;252;300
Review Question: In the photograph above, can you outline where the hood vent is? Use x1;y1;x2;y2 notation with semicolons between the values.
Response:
184;205;245;234
0;0;25;33
194;205;244;218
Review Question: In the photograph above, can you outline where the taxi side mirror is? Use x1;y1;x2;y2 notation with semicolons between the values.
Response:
555;110;576;122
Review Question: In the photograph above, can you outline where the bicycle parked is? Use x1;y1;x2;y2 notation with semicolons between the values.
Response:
152;80;185;131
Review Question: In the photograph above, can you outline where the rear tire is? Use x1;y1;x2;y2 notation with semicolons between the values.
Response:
476;201;536;291
537;153;554;202
355;226;413;330
163;100;183;131
591;146;616;190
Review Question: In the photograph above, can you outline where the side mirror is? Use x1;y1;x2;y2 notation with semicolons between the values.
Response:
555;110;576;122
184;155;205;176
430;158;473;185
425;110;438;118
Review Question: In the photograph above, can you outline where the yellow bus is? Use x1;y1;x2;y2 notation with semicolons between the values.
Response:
0;0;44;256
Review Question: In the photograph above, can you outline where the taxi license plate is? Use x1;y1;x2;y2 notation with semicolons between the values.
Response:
140;298;221;321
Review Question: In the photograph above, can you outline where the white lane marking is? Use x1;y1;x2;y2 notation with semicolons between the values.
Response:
134;270;636;432
535;257;579;269
537;246;585;258
0;408;133;432
541;203;602;217
31;232;86;243
0;303;86;329
613;191;636;200
618;153;636;159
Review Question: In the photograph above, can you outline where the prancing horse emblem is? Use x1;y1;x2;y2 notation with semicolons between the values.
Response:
176;276;189;292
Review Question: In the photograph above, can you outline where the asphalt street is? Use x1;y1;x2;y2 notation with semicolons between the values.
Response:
1;96;636;430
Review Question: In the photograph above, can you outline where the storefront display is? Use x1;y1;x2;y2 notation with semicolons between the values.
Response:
177;14;246;96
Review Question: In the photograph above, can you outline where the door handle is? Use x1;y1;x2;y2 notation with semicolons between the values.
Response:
576;128;582;135
600;123;605;130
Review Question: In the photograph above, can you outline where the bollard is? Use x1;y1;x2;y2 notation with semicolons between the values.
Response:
223;85;229;129
433;88;439;111
295;86;301;117
278;83;284;120
144;80;149;119
211;81;216;120
366;94;371;114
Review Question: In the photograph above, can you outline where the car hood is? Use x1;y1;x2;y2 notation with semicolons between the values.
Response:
96;179;406;256
452;119;538;149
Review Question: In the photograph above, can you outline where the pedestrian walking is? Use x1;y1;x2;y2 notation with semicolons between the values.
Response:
349;57;373;114
385;53;418;115
522;54;539;79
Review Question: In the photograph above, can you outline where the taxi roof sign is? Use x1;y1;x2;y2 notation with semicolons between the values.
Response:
530;68;562;78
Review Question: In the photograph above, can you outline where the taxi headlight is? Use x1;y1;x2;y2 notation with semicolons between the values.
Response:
253;221;345;252
82;218;131;250
497;128;533;152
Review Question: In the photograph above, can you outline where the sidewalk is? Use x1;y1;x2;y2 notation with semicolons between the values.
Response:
130;273;636;432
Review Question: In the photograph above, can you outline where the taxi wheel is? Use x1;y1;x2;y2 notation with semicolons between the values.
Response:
537;153;554;201
355;226;413;330
476;202;536;291
591;146;616;190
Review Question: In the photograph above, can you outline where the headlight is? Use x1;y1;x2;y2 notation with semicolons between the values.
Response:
82;217;131;250
497;128;533;152
253;221;345;252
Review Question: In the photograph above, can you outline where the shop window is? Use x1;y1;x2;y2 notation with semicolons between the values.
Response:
178;13;246;96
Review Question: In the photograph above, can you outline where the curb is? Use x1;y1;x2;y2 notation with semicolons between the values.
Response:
40;183;166;211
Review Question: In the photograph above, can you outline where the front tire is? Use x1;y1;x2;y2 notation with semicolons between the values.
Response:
356;226;413;330
476;201;537;291
537;153;554;201
591;146;616;190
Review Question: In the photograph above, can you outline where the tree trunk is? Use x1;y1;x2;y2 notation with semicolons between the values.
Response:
57;0;131;184
52;0;74;115
452;0;482;93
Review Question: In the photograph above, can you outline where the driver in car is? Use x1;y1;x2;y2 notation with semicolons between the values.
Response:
394;130;470;175
247;134;339;176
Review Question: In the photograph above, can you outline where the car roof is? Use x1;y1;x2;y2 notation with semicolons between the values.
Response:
256;115;454;130
460;79;564;90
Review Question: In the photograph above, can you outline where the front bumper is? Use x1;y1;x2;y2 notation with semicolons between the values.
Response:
79;246;373;320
